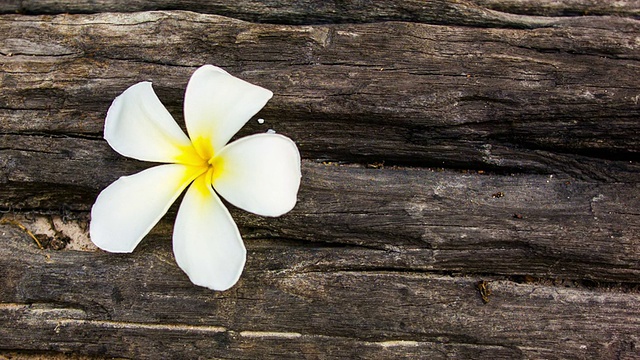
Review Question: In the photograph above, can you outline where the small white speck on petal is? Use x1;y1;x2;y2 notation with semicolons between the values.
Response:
266;129;276;134
257;118;265;124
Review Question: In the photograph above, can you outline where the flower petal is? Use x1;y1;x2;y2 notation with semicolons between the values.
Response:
184;65;273;158
105;82;202;165
90;164;202;253
173;175;246;291
211;133;301;217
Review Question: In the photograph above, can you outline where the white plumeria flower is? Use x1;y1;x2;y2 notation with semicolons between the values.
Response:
90;65;301;291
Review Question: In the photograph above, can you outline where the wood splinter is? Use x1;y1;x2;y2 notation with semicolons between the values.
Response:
477;280;492;304
0;218;45;250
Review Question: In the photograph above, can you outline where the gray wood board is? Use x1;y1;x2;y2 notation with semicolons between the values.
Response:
1;0;639;26
1;226;639;359
2;151;640;282
1;12;639;180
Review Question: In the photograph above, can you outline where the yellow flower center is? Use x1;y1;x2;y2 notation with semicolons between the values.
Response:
181;136;226;196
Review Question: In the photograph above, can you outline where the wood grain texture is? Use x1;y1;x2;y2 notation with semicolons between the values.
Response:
1;226;639;359
2;146;640;283
477;0;640;17
1;11;639;179
1;3;639;360
1;0;639;26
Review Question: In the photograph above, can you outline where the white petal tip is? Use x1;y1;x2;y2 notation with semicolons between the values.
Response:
179;245;247;291
173;177;248;292
89;221;136;253
187;260;246;291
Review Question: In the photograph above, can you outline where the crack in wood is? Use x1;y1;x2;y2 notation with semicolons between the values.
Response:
239;331;302;339
48;319;228;333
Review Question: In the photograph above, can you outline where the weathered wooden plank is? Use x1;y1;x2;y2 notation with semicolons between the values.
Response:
1;134;639;283
477;0;640;17
0;227;638;359
1;0;638;26
1;12;639;179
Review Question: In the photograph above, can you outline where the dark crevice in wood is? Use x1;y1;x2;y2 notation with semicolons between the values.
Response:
0;183;99;211
0;130;103;140
2;1;638;28
274;265;640;293
247;236;396;251
0;350;116;360
304;153;639;183
508;275;640;293
0;207;87;221
476;0;640;18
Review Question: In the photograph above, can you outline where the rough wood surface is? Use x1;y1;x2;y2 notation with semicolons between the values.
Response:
1;11;639;180
1;2;639;359
1;226;640;359
2;0;639;26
